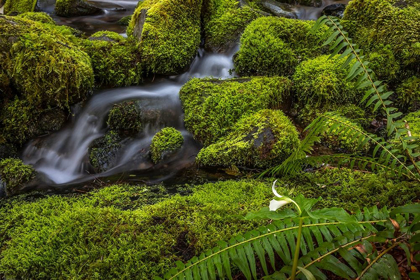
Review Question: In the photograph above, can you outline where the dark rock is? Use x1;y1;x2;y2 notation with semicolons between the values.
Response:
89;131;123;173
86;1;125;11
55;0;102;17
0;143;18;160
35;0;56;14
321;4;346;18
132;8;147;40
259;0;297;18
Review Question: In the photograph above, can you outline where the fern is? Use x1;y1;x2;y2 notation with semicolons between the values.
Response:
158;206;413;280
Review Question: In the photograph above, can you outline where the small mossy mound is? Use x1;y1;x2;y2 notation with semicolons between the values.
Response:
197;109;300;168
128;0;202;75
118;15;132;26
343;0;420;76
404;110;420;139
150;127;184;164
55;0;101;17
107;101;142;135
234;17;326;77
366;44;400;82
292;55;362;125
16;12;55;24
89;131;122;173
84;31;142;87
3;0;37;14
203;0;260;52
0;158;35;195
180;76;292;146
397;76;420;112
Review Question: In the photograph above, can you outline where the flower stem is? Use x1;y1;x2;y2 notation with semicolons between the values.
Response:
291;218;303;280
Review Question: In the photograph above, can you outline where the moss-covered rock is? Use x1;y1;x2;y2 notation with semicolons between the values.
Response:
180;76;292;146
150;127;184;164
3;0;37;14
83;31;142;87
127;0;202;75
0;158;35;196
55;0;101;17
397;76;420;112
197;109;300;168
234;17;327;77
293;55;362;124
89;131;122;173
404;110;420;139
203;0;260;52
107;101;142;135
16;12;55;24
118;15;132;26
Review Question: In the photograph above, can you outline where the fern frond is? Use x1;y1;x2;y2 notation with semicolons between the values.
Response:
159;207;393;280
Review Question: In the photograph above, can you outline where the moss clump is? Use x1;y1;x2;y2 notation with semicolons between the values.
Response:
118;15;132;26
404;110;420;139
83;31;142;87
89;131;122;173
180;76;292;146
107;101;142;135
0;158;34;195
366;44;400;82
55;0;101;17
203;0;260;52
16;12;56;24
150;127;184;164
234;17;326;77
127;0;202;75
197;109;300;168
3;0;37;14
0;180;270;279
1;99;36;144
397;76;420;112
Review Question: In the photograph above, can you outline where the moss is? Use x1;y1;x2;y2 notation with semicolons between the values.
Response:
3;0;37;14
16;12;56;24
404;110;420;139
180;76;292;146
197;109;300;168
83;31;142;87
55;0;101;17
397;76;420;112
203;0;260;52
366;44;400;82
0;16;94;109
118;15;132;26
0;158;34;195
0;180;270;279
233;17;327;77
107;101;142;135
128;0;202;75
150;127;184;164
89;131;122;173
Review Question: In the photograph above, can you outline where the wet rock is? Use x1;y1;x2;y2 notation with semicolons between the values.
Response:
0;142;18;160
55;0;101;17
87;1;125;11
321;3;346;18
35;0;56;14
107;101;142;136
131;8;147;41
259;0;297;18
89;131;123;173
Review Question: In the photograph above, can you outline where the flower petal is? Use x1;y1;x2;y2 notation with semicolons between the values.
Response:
269;199;289;211
272;180;282;198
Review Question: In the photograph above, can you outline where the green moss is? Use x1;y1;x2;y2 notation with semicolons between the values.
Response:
107;101;142;135
180;76;292;146
150;127;184;164
16;12;56;24
3;0;37;14
203;0;260;51
366;44;400;82
55;0;100;17
234;17;327;77
89;131;122;173
404;110;420;139
197;109;300;168
397;76;420;112
0;180;270;279
0;158;34;195
83;31;142;87
118;15;132;26
128;0;202;75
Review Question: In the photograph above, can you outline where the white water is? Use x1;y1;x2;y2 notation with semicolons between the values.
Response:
23;47;237;185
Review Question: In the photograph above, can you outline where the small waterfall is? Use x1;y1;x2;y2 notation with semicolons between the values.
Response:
23;48;237;186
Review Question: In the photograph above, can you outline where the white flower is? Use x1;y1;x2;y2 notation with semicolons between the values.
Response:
269;199;290;211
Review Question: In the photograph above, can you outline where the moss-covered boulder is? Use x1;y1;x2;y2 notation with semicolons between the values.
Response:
55;0;101;17
203;0;260;52
293;55;361;124
107;101;142;135
127;0;202;75
84;31;142;87
150;127;184;164
397;76;420;112
234;17;326;77
118;15;132;26
0;158;35;196
405;110;420;139
16;12;55;24
89;131;122;173
197;109;300;168
3;0;37;14
180;76;292;146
